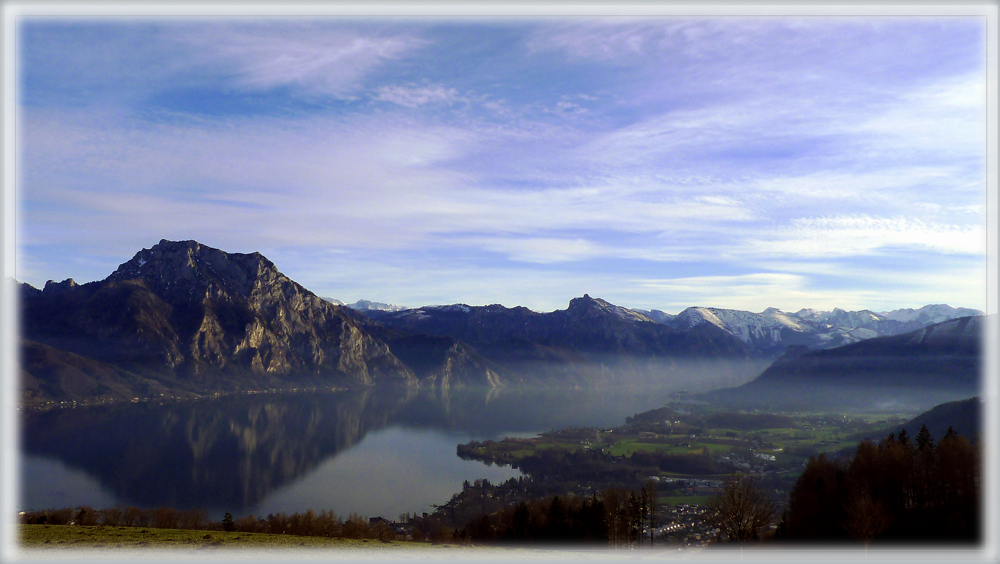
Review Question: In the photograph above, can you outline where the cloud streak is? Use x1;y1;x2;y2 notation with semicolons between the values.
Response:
16;17;990;313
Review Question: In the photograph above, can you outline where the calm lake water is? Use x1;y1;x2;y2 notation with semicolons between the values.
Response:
20;385;689;520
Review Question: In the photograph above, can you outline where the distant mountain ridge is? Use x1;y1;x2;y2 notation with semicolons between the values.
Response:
702;315;984;411
361;294;762;389
630;304;983;357
323;298;408;312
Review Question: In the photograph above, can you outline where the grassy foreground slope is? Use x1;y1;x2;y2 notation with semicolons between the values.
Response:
18;525;448;550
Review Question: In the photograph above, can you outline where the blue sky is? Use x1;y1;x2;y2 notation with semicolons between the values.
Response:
15;17;989;313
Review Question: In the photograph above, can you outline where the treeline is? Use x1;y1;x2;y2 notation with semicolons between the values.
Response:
458;442;725;489
777;425;980;544
18;506;404;542
455;484;658;547
626;450;726;475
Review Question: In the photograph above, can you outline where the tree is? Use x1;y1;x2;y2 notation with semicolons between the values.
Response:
784;428;980;544
785;454;848;540
841;490;892;553
222;511;235;532
704;474;777;543
897;428;910;447
643;478;657;548
916;424;934;451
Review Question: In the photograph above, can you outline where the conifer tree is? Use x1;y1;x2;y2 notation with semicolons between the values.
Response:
916;424;934;451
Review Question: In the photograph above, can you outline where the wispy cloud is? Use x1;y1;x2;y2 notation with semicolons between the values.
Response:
171;23;429;98
20;21;429;105
743;215;985;259
373;84;465;107
16;17;989;312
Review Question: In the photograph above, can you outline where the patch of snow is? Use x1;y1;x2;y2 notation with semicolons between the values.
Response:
428;304;471;313
348;299;407;312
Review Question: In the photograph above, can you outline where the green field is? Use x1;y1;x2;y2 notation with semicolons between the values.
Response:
605;438;732;457
17;525;445;550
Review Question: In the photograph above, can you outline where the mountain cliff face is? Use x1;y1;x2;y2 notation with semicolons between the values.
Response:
22;240;417;394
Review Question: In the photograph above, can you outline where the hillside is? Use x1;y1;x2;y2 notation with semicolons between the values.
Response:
888;397;982;443
701;316;983;411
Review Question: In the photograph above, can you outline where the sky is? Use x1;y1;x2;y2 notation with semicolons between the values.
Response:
14;16;991;314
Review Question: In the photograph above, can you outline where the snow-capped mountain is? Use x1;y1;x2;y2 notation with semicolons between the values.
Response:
322;298;408;312
668;306;812;356
348;299;408;312
631;309;676;324
879;304;984;325
641;304;983;358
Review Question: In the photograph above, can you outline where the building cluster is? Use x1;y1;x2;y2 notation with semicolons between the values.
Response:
655;504;719;548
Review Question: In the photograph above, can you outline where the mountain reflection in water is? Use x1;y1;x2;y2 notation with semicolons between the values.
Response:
21;385;688;518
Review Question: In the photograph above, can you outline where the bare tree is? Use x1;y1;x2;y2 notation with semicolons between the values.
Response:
841;490;892;553
703;474;777;543
643;478;657;548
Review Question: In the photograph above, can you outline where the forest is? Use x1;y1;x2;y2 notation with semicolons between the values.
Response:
775;425;980;544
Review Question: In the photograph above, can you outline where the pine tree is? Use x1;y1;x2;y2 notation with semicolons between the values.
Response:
897;428;909;447
916;424;934;451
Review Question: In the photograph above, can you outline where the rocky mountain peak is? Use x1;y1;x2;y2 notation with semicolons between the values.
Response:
566;294;653;323
108;239;278;300
42;278;78;293
567;294;616;316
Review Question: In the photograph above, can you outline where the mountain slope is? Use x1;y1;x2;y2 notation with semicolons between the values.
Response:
750;315;981;389
702;316;983;411
888;397;982;444
20;339;186;405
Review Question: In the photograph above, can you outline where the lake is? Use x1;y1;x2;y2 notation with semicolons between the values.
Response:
20;385;691;520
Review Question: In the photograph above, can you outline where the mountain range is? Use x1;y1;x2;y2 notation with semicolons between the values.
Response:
633;303;981;357
322;298;408;312
16;239;985;409
702;315;983;411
